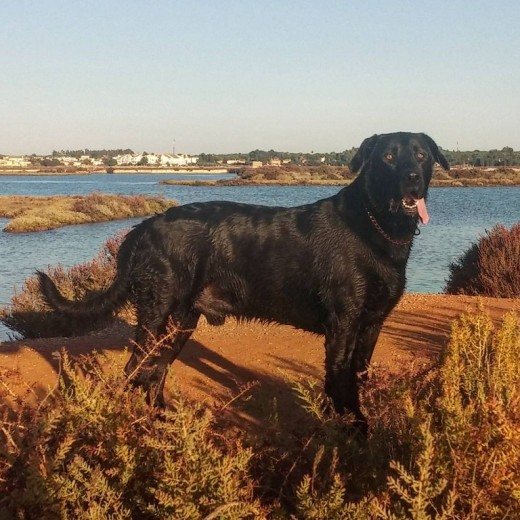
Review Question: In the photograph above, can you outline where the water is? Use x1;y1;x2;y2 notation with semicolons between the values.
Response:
1;173;519;340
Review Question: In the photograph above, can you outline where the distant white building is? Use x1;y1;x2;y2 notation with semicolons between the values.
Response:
113;153;139;165
56;156;102;167
59;156;79;165
160;153;199;166
113;153;199;166
59;156;83;166
226;159;246;165
0;156;31;167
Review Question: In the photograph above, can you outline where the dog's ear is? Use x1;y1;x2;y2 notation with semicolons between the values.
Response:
350;134;379;174
420;133;450;171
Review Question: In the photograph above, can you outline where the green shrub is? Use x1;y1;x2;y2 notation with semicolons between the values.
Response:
444;223;520;297
434;309;520;517
0;233;125;339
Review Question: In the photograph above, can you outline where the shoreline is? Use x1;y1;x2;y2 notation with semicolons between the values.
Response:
158;178;520;187
1;167;519;188
0;167;231;176
0;171;519;188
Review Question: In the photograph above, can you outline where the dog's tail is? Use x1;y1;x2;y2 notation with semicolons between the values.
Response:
37;230;138;326
37;270;130;324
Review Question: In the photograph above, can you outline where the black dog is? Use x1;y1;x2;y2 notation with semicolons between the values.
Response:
38;132;449;430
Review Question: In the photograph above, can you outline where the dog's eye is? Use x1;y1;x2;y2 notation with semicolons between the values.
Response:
416;151;426;161
385;153;394;161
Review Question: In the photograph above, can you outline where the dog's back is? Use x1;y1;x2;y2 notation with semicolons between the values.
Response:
133;197;344;331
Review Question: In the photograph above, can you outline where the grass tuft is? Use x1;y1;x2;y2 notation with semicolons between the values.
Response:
0;193;174;233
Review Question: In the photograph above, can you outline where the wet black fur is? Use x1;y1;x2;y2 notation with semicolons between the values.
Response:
38;132;449;431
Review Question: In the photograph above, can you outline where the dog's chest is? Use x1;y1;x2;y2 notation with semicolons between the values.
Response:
353;242;406;295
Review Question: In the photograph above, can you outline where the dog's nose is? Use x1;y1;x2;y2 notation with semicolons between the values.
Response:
407;172;419;182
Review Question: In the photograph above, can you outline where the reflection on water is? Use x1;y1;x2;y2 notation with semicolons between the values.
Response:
1;174;519;340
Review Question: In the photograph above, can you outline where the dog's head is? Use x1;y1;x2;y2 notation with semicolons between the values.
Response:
350;132;449;224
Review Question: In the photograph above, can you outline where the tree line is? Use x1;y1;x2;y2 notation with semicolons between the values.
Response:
198;146;520;167
10;146;518;168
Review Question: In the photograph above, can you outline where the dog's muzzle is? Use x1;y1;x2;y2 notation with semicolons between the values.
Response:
400;196;429;224
397;171;429;223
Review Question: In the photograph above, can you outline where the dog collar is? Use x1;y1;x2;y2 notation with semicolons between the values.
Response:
366;208;413;246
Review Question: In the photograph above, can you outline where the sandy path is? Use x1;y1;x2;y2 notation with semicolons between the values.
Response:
1;294;518;429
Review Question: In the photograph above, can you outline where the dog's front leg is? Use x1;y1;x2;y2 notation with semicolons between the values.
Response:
354;320;385;382
324;325;366;431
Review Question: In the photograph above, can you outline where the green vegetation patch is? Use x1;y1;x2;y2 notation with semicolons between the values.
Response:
0;193;174;233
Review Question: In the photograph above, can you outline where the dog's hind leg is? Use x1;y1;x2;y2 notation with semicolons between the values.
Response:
125;309;200;406
324;328;360;413
147;311;201;406
123;267;183;402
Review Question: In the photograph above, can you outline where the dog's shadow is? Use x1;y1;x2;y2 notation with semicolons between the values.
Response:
170;339;324;433
0;327;324;434
382;307;452;358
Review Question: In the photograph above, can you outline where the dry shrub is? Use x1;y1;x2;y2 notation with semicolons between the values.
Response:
0;233;125;339
5;215;57;233
72;193;171;221
0;351;264;519
445;223;520;297
286;307;520;519
6;210;90;233
311;165;351;180
448;168;482;180
490;167;518;181
0;308;519;518
430;167;520;186
237;165;352;182
433;169;452;181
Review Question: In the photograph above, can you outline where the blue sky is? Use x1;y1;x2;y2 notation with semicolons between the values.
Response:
2;1;519;155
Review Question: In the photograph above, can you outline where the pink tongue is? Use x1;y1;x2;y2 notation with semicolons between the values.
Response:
416;198;429;225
